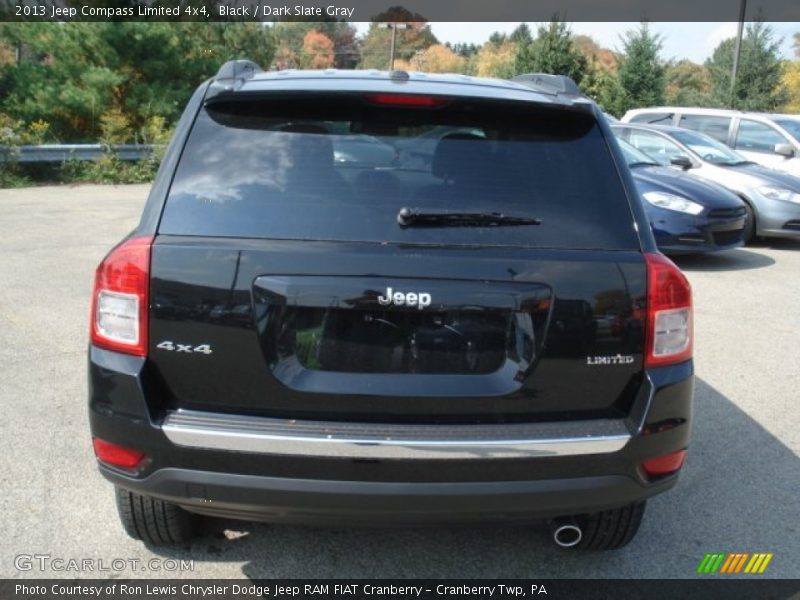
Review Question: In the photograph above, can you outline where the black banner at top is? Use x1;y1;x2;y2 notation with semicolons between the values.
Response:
1;0;800;22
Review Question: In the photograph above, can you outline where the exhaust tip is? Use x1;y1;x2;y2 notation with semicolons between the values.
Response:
553;523;582;548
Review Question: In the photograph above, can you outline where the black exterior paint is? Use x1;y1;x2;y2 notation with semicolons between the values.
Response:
147;238;648;423
90;71;691;524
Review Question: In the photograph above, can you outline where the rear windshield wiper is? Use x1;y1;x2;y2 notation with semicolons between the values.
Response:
397;207;542;228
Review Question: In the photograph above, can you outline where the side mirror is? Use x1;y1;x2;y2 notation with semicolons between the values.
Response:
670;155;693;170
774;143;795;158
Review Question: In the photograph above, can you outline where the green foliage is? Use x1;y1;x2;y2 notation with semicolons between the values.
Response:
579;59;621;115
447;42;479;59
61;154;160;185
509;24;532;46
0;167;29;188
514;20;587;85
665;59;711;106
1;111;44;187
616;23;666;113
705;22;788;110
593;71;629;117
0;22;275;142
487;32;508;48
0;107;170;188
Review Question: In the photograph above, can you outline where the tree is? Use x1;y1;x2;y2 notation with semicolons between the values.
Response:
272;21;359;69
301;30;334;69
616;23;666;113
793;32;800;58
665;59;711;106
514;19;587;84
781;60;800;113
572;35;617;72
487;32;508;47
447;42;479;59
0;22;275;142
509;23;532;46
595;72;629;117
416;44;466;73
0;33;14;66
705;21;788;110
474;41;517;79
358;8;437;70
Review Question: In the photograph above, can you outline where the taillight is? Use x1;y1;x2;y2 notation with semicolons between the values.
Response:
90;235;153;357
644;252;692;367
92;438;146;469
364;93;449;107
641;449;687;477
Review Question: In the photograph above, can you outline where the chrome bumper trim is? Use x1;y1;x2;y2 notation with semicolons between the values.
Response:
162;410;630;460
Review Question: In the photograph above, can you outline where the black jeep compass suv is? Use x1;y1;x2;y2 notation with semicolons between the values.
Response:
88;63;693;550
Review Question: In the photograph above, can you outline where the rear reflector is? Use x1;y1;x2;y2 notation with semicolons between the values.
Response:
644;253;692;367
92;438;146;469
364;93;449;107
90;235;153;357
641;449;687;477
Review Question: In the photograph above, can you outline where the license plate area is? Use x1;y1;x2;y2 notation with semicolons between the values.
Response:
253;276;551;396
285;306;511;375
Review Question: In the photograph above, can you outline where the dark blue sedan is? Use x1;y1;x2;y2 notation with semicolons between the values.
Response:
618;139;747;254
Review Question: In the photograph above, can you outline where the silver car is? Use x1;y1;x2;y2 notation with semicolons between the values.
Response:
612;123;800;243
622;107;800;177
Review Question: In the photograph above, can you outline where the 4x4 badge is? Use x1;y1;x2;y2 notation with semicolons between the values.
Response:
377;287;432;310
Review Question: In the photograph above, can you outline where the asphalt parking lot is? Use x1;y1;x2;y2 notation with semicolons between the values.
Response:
1;184;798;579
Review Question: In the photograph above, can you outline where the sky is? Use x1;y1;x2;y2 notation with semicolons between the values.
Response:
353;22;800;63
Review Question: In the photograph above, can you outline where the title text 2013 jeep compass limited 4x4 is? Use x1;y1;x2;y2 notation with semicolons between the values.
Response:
88;63;693;551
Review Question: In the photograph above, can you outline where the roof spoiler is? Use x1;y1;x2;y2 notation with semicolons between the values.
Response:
510;73;582;97
206;59;262;99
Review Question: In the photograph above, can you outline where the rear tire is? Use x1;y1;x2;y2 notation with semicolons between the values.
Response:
742;201;756;245
115;486;201;545
573;501;646;551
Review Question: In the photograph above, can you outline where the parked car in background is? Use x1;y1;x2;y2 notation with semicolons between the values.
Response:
616;139;746;253
622;108;800;177
613;123;800;243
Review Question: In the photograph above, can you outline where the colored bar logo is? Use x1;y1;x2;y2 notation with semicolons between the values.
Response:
697;553;773;574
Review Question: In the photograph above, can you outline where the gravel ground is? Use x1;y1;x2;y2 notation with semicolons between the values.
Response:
0;184;798;579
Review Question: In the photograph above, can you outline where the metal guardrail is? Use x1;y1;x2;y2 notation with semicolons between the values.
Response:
0;144;160;163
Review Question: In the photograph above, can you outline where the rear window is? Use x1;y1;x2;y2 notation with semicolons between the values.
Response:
159;94;638;250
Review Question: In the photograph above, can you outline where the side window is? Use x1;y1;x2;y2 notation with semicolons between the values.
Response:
627;131;684;166
678;115;731;143
629;112;673;125
735;120;788;153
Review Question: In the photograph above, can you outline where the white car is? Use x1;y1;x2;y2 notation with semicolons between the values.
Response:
622;107;800;177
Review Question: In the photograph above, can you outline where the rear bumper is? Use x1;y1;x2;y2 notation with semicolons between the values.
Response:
89;346;693;525
161;409;631;460
101;466;676;525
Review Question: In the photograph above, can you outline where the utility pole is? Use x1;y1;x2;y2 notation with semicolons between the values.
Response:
379;23;409;70
730;0;747;108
